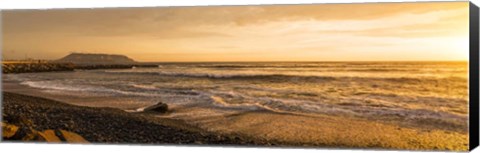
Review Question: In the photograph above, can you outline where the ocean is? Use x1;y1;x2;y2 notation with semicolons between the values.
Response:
3;62;469;133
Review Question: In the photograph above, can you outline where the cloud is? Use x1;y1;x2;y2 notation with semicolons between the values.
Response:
1;1;469;61
176;5;467;53
3;2;467;36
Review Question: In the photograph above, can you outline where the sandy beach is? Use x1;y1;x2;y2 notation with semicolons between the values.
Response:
1;61;469;151
1;91;269;145
2;86;468;151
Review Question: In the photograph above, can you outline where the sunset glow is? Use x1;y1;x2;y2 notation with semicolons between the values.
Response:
1;2;470;62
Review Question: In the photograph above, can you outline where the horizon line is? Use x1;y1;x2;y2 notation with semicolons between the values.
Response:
137;60;469;63
1;59;469;63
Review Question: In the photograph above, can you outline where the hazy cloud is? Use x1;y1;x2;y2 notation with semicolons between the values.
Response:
1;2;470;61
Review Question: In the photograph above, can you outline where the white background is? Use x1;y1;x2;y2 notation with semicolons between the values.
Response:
0;0;479;153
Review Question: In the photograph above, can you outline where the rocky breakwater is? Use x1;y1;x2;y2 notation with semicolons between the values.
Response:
2;62;75;74
2;53;158;73
2;61;158;74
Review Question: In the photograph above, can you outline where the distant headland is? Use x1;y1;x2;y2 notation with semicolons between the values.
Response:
2;53;157;74
55;53;137;65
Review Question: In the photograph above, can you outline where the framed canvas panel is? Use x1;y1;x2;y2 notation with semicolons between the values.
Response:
1;1;479;152
469;1;479;151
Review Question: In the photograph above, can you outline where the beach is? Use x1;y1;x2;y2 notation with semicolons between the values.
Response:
1;90;468;150
1;62;469;151
1;91;268;145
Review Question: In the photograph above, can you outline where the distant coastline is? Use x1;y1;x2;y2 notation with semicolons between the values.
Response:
1;61;158;74
3;52;463;74
2;51;467;74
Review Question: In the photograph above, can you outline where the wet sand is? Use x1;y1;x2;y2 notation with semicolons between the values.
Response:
1;92;268;145
190;111;468;150
2;81;469;151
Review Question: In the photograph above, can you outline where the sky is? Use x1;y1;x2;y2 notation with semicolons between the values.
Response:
1;2;470;62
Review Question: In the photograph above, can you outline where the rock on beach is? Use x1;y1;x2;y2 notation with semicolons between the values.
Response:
143;102;169;113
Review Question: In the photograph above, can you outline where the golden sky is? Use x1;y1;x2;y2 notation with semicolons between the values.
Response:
1;2;470;62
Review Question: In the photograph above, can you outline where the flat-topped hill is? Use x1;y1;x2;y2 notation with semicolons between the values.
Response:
2;53;158;73
56;53;137;65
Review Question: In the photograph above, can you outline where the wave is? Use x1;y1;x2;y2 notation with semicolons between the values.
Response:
201;65;460;72
20;81;159;97
207;91;467;129
103;70;466;83
209;96;267;111
18;77;466;130
129;83;158;90
21;81;111;92
156;64;467;74
169;61;465;67
105;71;342;81
197;65;346;69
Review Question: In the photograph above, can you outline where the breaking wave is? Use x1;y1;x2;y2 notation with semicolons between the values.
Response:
102;70;466;83
20;81;158;97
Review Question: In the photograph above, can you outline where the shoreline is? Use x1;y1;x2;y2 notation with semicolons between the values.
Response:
1;91;469;151
1;92;272;145
1;70;469;151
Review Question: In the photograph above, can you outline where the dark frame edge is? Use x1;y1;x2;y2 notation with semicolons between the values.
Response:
0;10;3;141
470;1;480;151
